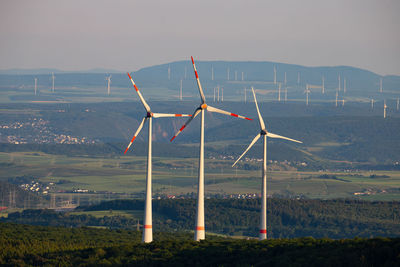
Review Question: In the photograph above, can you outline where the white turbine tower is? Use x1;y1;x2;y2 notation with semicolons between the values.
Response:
371;98;374;109
124;73;191;243
106;75;112;95
322;76;325;94
34;77;38;96
380;77;383;93
305;84;311;106
278;83;281;102
397;98;399;111
336;90;339;107
170;56;252;241
285;87;288;102
180;79;183;101
273;66;277;85
232;87;302;240
384;100;387;118
51;72;55;92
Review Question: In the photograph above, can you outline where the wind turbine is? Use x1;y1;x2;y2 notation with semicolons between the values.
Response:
232;87;302;240
304;84;310;106
384;100;387;118
106;75;112;95
170;56;252;241
278;83;281;102
34;77;38;95
51;72;55;92
124;72;191;243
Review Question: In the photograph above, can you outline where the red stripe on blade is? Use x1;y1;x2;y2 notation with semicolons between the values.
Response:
196;226;205;230
175;114;182;117
191;56;194;64
170;136;177;142
130;136;136;142
231;113;239;117
195;71;199;79
179;125;186;131
127;72;132;79
124;146;130;154
259;229;267;234
245;117;252;120
133;84;139;92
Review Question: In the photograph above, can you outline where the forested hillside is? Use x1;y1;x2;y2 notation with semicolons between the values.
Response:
0;223;399;266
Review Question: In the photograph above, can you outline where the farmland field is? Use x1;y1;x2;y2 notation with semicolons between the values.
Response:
1;151;399;203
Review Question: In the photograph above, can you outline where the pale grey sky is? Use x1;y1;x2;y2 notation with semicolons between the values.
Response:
0;0;399;75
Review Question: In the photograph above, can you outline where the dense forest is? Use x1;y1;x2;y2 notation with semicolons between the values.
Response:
0;223;399;266
2;199;399;239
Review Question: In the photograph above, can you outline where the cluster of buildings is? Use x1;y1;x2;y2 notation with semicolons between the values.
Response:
0;117;95;144
353;188;387;196
19;180;50;194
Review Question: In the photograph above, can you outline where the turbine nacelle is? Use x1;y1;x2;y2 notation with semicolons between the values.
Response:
170;57;252;142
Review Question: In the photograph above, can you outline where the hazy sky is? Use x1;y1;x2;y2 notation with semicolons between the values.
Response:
1;0;399;75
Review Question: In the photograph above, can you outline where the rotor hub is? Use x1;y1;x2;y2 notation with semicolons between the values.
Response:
146;112;153;117
261;129;267;135
200;103;207;110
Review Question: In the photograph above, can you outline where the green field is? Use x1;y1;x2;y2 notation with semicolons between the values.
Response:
1;151;400;203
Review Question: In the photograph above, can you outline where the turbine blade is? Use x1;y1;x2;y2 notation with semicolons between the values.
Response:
170;108;201;141
267;132;302;143
251;87;266;130
232;134;261;167
152;113;192;118
124;117;147;154
191;56;206;103
127;72;151;112
206;105;252;120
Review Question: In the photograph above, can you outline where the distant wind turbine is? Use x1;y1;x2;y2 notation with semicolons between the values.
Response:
305;84;311;106
384;100;387;118
124;73;191;243
34;77;38;96
51;72;55;92
170;56;252;241
106;75;112;95
278;83;281;102
232;87;302;240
